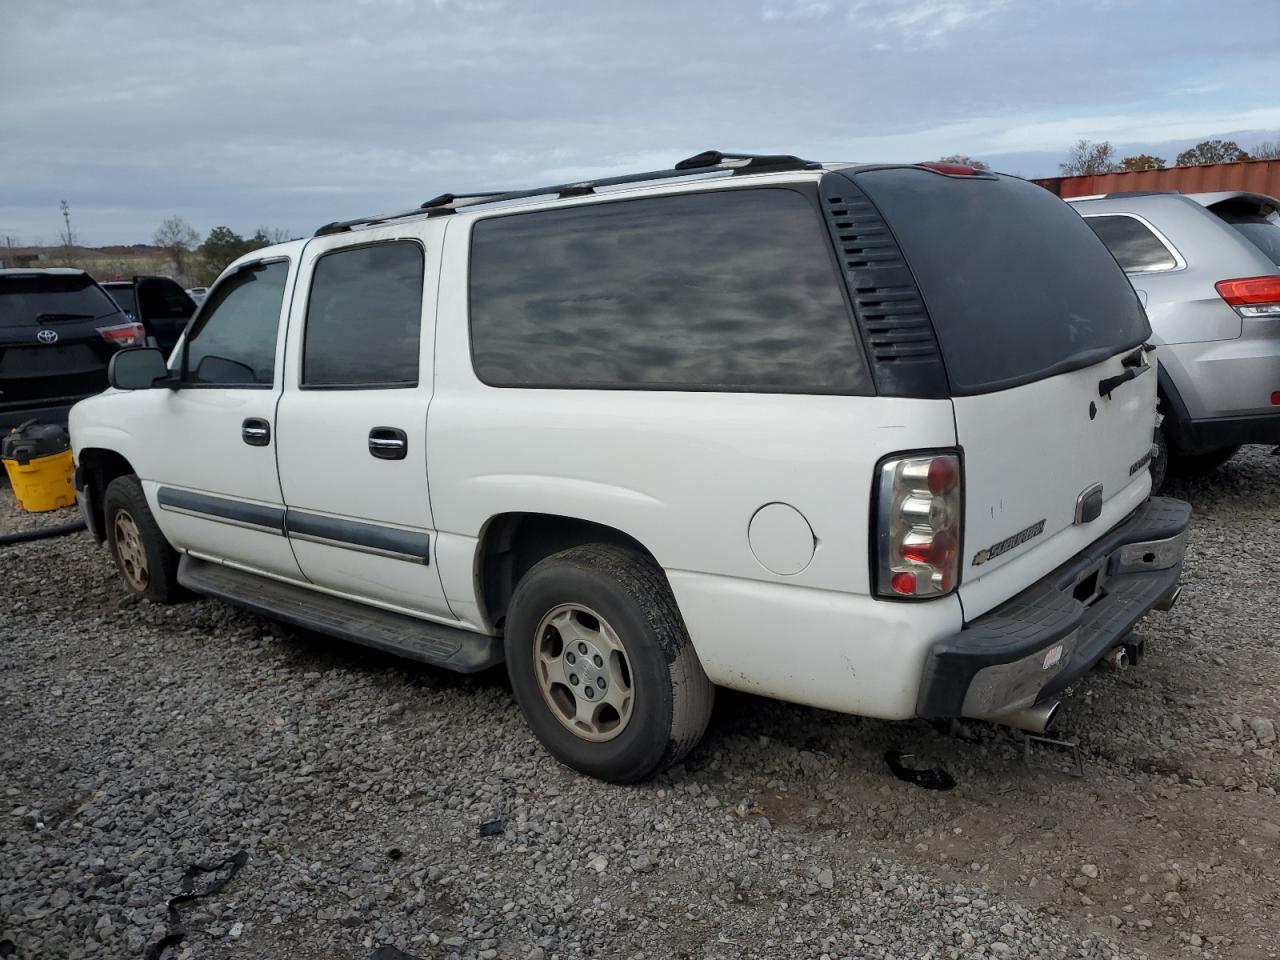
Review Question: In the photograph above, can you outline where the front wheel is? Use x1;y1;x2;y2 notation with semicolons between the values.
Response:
103;475;183;603
504;544;714;783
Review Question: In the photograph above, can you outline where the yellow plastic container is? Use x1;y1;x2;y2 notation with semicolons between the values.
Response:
3;448;76;512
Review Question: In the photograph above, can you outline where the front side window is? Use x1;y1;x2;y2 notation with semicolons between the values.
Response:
1084;215;1179;273
468;188;872;393
302;241;424;388
184;260;288;386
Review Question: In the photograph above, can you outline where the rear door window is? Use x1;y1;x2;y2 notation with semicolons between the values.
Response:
1084;215;1180;273
850;169;1150;395
302;241;424;388
468;188;871;393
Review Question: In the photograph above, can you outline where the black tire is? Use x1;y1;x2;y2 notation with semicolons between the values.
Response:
1170;445;1239;477
504;544;714;783
1150;424;1169;493
103;475;183;603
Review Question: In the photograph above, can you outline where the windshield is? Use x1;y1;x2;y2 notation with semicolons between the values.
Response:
0;274;122;327
851;168;1150;395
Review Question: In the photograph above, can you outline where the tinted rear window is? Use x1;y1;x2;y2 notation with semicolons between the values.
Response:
469;188;872;393
1208;199;1280;266
1084;215;1179;273
0;275;121;327
852;169;1150;394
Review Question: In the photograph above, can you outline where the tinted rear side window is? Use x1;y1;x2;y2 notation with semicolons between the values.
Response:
0;275;120;327
136;278;196;320
303;241;424;388
105;285;137;314
1084;215;1179;273
852;169;1150;395
468;188;872;393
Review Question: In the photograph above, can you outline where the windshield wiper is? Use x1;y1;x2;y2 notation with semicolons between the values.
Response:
34;312;95;323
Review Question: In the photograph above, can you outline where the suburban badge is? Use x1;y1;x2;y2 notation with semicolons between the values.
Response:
972;518;1046;566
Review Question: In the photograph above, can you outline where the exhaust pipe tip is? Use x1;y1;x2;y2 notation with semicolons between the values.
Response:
1102;646;1130;671
992;699;1060;736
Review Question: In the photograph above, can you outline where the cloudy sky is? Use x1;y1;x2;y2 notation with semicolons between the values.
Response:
3;0;1277;246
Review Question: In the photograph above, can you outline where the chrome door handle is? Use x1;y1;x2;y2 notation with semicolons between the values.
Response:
242;418;271;446
369;427;408;460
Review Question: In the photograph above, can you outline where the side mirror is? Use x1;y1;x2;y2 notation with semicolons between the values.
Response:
108;347;171;390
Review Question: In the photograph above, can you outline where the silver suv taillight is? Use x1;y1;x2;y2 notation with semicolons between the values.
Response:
874;451;962;599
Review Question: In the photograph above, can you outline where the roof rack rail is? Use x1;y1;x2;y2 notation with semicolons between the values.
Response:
313;150;821;236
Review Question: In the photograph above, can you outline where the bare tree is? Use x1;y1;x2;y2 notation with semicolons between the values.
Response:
1249;140;1280;160
1059;140;1119;176
153;216;201;281
1174;139;1249;167
256;226;292;244
935;154;990;170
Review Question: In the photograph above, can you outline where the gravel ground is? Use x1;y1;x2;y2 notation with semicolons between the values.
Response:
2;447;1278;960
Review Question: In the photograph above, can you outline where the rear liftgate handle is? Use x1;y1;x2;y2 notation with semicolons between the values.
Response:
242;418;271;446
368;427;408;461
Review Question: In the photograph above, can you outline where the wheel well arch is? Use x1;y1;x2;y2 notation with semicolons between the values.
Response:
475;512;661;633
77;448;137;542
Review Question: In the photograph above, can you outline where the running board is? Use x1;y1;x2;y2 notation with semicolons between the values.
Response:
178;555;503;673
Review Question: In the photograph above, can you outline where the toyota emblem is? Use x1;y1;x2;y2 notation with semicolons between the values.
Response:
36;329;59;344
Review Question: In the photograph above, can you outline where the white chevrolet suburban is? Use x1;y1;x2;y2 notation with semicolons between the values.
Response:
70;152;1191;782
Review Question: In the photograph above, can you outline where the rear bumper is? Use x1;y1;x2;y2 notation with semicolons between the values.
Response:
916;496;1191;724
1180;412;1280;453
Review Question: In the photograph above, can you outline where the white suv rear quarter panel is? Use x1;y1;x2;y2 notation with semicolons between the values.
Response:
429;218;961;718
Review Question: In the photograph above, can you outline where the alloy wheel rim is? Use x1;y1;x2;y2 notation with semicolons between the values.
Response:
533;603;634;742
113;510;149;592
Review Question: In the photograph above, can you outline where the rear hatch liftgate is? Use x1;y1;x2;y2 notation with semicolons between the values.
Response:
832;167;1161;619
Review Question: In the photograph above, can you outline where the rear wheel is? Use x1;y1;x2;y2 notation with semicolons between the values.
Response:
103;475;182;603
504;544;714;783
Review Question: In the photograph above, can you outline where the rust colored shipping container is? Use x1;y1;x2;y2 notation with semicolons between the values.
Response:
1032;158;1280;198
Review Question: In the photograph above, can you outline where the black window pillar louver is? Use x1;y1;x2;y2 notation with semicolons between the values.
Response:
819;172;950;399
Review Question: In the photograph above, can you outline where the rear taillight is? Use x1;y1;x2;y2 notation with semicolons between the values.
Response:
1215;276;1280;318
874;451;962;599
97;321;147;347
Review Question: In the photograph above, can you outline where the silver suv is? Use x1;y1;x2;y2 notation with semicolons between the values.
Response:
1069;191;1280;488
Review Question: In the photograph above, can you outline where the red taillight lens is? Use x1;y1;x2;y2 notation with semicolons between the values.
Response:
918;161;979;176
875;451;962;600
97;321;147;347
1215;277;1280;318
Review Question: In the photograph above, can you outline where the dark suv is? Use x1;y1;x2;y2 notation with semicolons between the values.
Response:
0;268;146;431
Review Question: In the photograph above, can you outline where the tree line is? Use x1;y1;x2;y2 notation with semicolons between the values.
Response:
1057;137;1280;177
153;217;290;286
935;137;1280;179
